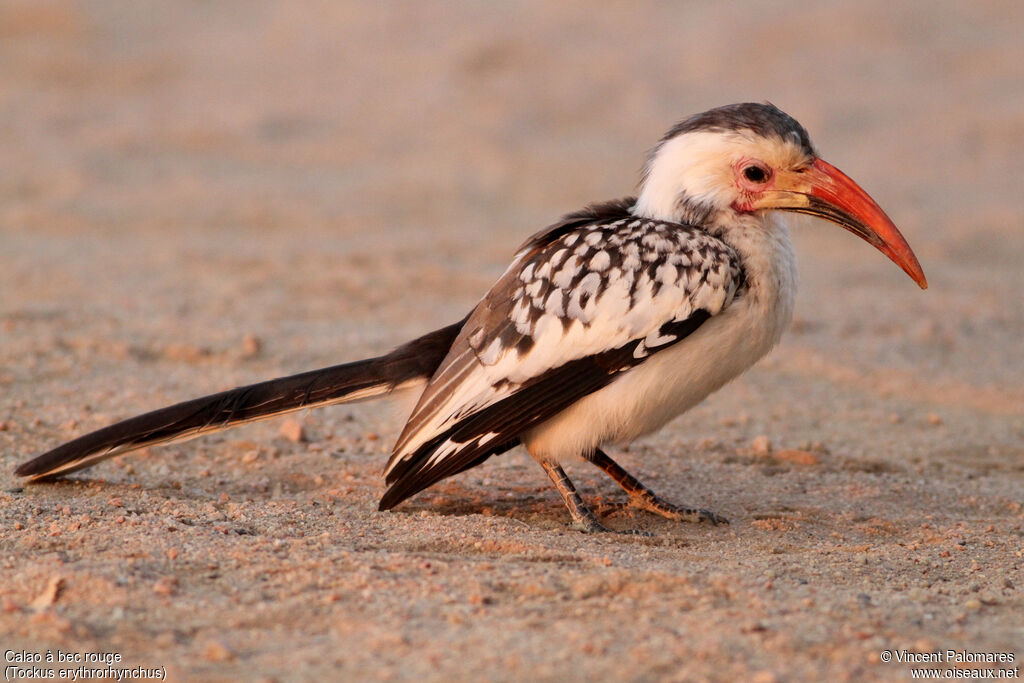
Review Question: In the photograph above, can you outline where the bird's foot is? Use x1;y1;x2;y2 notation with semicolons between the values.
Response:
539;460;653;535
572;515;613;534
629;492;729;525
572;518;652;536
586;449;728;525
569;506;652;536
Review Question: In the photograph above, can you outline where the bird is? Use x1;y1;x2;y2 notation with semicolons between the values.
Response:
15;103;927;532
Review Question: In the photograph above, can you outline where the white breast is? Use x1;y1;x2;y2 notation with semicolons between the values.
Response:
522;215;798;463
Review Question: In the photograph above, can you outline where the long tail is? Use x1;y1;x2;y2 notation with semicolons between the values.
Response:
15;321;464;481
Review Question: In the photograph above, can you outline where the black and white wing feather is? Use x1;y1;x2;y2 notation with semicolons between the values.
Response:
378;199;744;509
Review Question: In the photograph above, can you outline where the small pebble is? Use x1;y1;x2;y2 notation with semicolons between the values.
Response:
202;640;235;662
30;576;65;609
153;577;178;596
279;419;305;443
241;334;262;357
773;449;820;466
751;436;772;456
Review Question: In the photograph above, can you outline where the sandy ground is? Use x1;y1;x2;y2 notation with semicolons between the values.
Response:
1;1;1022;680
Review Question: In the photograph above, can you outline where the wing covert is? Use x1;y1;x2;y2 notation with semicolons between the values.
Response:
381;199;744;507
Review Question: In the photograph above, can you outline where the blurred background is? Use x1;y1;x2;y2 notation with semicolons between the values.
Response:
3;2;1022;367
1;2;1021;679
3;1;1023;378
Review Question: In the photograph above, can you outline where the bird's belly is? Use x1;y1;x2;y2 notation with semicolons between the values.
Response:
522;295;788;463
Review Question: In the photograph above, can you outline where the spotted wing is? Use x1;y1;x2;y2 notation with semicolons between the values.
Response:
380;200;743;509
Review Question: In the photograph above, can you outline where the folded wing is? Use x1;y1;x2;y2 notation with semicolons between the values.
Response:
379;200;744;509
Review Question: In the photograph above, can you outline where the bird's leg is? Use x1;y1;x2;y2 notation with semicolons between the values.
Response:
586;448;728;525
538;461;610;533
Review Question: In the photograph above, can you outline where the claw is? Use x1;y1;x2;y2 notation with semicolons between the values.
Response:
631;493;728;525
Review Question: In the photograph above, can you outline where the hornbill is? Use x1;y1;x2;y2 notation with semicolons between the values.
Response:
16;103;927;532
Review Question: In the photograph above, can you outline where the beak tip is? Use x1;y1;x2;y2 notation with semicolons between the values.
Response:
906;266;927;290
906;260;928;290
808;158;929;294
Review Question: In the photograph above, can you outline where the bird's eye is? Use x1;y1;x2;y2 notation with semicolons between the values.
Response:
743;165;769;183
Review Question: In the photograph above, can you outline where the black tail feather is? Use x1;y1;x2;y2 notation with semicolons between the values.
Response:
15;320;463;481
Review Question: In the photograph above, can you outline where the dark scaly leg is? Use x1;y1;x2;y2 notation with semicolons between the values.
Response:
586;448;728;525
538;461;610;533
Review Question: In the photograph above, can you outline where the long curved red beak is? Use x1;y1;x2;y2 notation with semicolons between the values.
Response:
800;158;927;289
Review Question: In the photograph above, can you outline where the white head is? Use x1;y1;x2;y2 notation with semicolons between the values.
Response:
634;103;927;289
